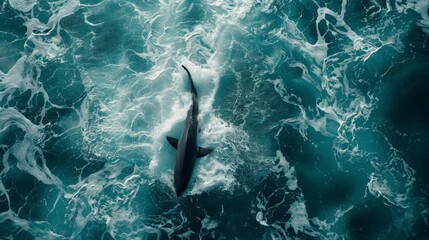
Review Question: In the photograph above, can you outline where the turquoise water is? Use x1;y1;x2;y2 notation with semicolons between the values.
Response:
1;0;429;239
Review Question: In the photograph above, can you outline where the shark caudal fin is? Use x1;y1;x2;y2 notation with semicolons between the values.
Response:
182;65;197;96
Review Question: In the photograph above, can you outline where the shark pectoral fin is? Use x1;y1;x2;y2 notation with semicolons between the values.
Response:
197;147;213;158
166;136;179;149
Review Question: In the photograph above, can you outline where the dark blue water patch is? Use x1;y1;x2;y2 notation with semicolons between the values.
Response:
346;46;394;94
66;2;128;63
180;0;209;29
278;126;338;171
251;172;321;239
134;180;175;218
320;171;367;209
2;90;31;112
276;125;369;217
0;13;26;73
272;61;304;82
0;91;50;133
27;185;62;222
136;181;266;239
0;122;25;147
232;60;297;110
214;71;251;127
343;0;388;30
195;191;265;239
213;69;298;154
27;92;48;124
0;3;26;34
411;210;429;240
0;219;35;240
42;106;80;129
235;156;270;189
60;9;93;38
2;164;39;217
377;58;429;187
80;0;104;5
296;155;367;218
7;177;50;223
0;0;26;72
124;50;153;72
273;65;319;110
346;196;393;240
242;80;294;134
135;182;193;239
43;145;87;186
212;72;238;123
40;106;73;139
253;174;296;222
39;107;93;185
90;23;123;59
377;121;429;199
0;38;23;74
283;1;319;45
0;190;8;213
43;193;71;236
318;17;331;35
215;195;265;239
385;72;429;125
39;61;86;107
383;68;429;130
64;3;152;70
79;158;106;180
276;125;305;160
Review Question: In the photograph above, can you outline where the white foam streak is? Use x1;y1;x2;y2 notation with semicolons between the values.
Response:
272;150;297;191
0;108;62;186
2;56;29;91
8;0;36;12
287;200;311;235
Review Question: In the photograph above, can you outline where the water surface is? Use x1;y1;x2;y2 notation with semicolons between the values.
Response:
1;0;429;239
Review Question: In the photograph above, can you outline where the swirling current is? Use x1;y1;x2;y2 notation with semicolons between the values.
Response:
1;0;429;239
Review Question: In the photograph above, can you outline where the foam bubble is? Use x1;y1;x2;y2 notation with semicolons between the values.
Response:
287;200;311;235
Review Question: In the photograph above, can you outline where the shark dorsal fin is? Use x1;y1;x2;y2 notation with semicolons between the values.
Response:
167;136;179;149
197;147;213;158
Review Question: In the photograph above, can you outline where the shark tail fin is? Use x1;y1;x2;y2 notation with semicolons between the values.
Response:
197;147;213;158
182;65;197;96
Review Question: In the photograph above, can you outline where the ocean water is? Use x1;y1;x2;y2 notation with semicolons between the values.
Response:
1;0;429;239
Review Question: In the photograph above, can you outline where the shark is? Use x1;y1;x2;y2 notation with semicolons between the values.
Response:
166;65;213;197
